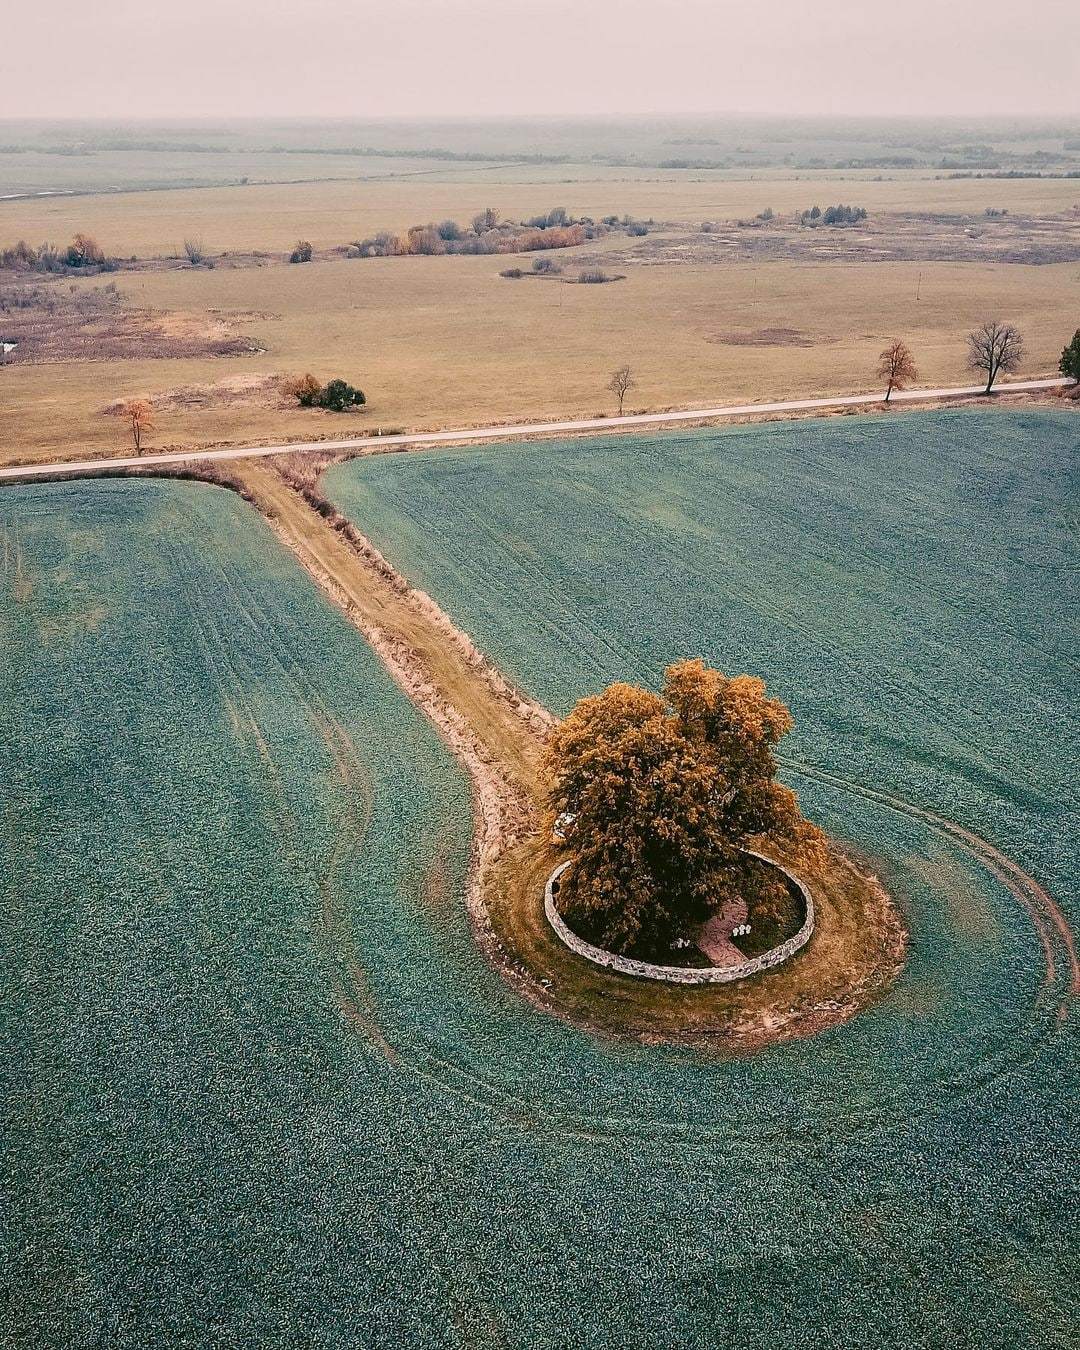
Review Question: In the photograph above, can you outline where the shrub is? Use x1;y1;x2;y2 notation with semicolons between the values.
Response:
532;256;560;274
284;374;364;410
321;378;365;411
289;239;313;263
800;204;867;227
183;237;205;265
65;233;105;267
525;206;571;229
1059;329;1080;381
348;214;593;261
757;207;775;221
578;267;612;284
500;267;524;279
407;226;444;256
472;207;499;234
625;221;649;236
284;373;323;406
0;239;38;268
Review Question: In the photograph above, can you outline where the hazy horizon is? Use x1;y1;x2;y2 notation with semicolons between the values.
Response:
3;0;1077;121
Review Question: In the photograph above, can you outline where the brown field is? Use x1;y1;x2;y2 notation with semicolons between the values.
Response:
2;169;1079;465
6;171;1080;253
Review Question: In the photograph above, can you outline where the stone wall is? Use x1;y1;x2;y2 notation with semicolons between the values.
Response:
543;849;815;985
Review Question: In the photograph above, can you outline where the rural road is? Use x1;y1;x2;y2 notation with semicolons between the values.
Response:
0;376;1071;482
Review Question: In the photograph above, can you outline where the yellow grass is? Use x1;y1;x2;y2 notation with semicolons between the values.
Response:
2;250;1076;464
4;171;1080;253
2;169;1078;465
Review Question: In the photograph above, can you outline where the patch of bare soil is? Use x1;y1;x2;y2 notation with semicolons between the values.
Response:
0;275;264;363
100;373;289;415
706;327;824;348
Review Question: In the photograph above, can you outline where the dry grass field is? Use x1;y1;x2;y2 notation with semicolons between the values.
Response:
6;171;1080;252
2;168;1078;463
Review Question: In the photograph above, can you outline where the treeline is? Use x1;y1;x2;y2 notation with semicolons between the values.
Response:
350;207;648;259
268;145;572;165
946;169;1080;180
0;234;122;274
799;204;868;227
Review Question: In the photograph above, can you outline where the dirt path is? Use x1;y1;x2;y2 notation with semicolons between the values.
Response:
0;377;1071;480
221;458;553;980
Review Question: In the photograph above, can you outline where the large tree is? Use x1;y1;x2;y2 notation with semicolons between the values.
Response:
967;320;1023;394
544;660;823;956
1060;328;1080;382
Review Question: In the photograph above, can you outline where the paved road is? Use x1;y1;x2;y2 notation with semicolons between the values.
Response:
1;377;1071;482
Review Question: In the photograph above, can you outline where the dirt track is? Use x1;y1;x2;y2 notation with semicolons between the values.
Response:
0;376;1071;480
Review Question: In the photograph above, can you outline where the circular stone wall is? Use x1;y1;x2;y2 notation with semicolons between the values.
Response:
543;849;815;985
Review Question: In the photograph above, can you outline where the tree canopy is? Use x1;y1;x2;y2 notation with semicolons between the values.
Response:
1060;329;1080;382
544;659;823;956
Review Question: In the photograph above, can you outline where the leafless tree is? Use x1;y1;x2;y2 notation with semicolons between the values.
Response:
606;365;636;416
117;398;155;452
967;320;1024;394
471;207;499;235
877;339;918;403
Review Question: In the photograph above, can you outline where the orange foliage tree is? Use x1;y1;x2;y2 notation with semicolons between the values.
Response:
544;660;823;955
877;339;918;403
283;372;322;405
67;233;105;267
115;398;155;452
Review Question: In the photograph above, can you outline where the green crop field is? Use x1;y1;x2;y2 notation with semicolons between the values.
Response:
325;406;1079;1345
3;406;1078;1347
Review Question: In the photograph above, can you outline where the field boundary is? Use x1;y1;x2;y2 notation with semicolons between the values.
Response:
544;849;815;984
0;376;1072;482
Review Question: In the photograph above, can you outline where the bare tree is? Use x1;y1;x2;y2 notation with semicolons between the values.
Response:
606;364;636;416
183;237;205;265
471;207;499;235
967;320;1024;394
877;339;918;403
118;399;155;453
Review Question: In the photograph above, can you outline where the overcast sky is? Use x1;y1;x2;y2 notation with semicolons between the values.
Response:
2;0;1077;121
